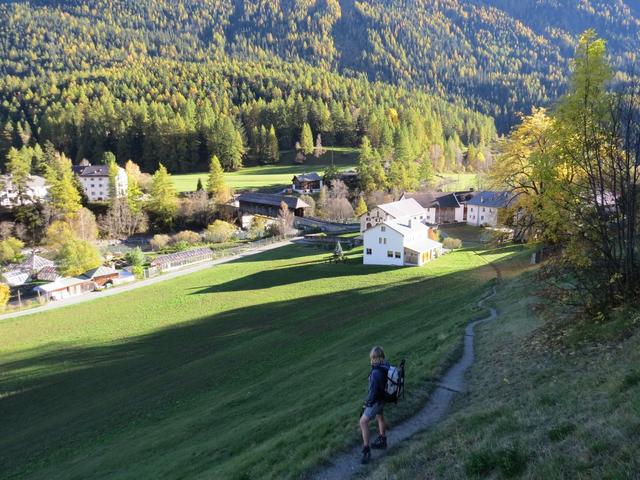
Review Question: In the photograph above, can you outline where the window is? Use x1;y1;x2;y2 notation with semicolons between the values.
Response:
381;226;386;232
482;207;486;212
366;248;372;255
384;238;387;245
379;237;382;244
387;251;393;258
481;216;484;221
395;252;401;258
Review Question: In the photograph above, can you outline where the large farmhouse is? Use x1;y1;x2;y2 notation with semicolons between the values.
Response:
237;192;309;218
362;199;443;267
73;161;128;202
401;190;479;225
359;198;425;233
466;191;514;227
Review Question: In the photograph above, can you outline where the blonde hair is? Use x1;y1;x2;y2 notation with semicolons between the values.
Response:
370;346;385;366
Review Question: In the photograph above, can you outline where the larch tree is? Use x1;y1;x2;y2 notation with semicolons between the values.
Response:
148;164;178;230
300;123;314;155
44;152;82;218
206;155;229;203
266;125;280;164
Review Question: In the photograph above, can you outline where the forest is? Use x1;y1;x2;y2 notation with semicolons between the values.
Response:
1;1;639;175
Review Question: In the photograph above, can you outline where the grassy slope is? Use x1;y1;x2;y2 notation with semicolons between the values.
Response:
365;252;640;479
0;243;521;479
172;147;358;193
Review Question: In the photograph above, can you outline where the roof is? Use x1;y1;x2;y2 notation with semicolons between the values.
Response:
18;254;54;273
150;247;213;266
374;198;425;219
293;173;322;183
237;192;310;210
36;265;60;282
384;218;430;237
73;164;110;177
1;270;30;287
466;191;514;208
33;277;93;293
82;265;118;279
403;192;461;209
404;237;444;253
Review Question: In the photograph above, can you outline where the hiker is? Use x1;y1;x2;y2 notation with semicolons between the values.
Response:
359;345;389;464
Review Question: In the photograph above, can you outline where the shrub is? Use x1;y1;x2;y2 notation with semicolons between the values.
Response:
125;247;146;267
56;239;102;277
204;220;237;243
0;237;25;264
172;230;201;245
173;241;191;252
131;264;145;279
150;234;170;251
0;283;10;311
443;237;462;249
248;217;267;240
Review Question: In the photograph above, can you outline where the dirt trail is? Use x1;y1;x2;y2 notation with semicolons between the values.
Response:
312;285;498;480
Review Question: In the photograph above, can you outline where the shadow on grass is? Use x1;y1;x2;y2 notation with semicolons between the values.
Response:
0;249;524;479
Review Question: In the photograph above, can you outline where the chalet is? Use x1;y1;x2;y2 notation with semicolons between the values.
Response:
359;198;425;233
82;265;119;287
33;277;96;301
401;191;478;224
0;175;48;208
73;161;128;202
150;247;214;272
237;192;309;218
292;173;323;193
363;218;443;267
466;191;514;227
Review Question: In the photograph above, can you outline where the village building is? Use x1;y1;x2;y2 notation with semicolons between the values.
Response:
0;175;48;208
237;192;309;218
401;190;479;224
36;265;60;282
82;265;119;287
1;270;31;287
33;277;96;301
73;161;128;202
18;253;55;275
292;173;323;193
363;218;443;267
359;198;425;233
466;191;514;227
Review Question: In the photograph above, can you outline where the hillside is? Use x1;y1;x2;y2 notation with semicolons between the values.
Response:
2;1;639;131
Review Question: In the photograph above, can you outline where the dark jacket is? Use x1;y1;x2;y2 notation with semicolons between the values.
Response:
365;363;389;406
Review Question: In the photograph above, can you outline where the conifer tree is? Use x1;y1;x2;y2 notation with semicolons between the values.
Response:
266;125;279;163
206;155;228;203
148;164;178;230
354;196;368;216
300;123;314;155
44;152;82;217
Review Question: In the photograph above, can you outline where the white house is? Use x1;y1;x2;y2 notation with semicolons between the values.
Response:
0;175;48;208
73;162;128;202
363;218;443;267
466;191;514;227
359;198;425;233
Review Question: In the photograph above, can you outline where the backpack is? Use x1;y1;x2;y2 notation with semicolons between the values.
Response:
384;359;405;403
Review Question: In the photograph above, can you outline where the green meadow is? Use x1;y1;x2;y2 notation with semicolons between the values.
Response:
172;147;359;193
0;242;517;479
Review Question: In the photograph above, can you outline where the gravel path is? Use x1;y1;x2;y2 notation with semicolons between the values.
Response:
0;238;297;321
312;285;498;480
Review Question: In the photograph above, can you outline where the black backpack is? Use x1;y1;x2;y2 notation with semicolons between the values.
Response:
384;359;405;403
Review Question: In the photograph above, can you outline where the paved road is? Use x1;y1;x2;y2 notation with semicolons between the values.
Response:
0;238;297;322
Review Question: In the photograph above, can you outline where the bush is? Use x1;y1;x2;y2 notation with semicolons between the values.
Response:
204;220;237;243
443;237;462;249
150;234;170;251
0;237;24;264
131;264;145;279
172;230;201;245
173;241;191;251
125;247;146;267
0;283;10;311
248;217;268;240
56;239;102;277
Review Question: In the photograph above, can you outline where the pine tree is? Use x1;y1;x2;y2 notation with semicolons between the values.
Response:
354;196;368;216
196;178;203;191
206;155;227;202
300;123;314;155
44;152;82;217
266;125;280;164
149;164;178;230
6;147;32;204
357;136;375;193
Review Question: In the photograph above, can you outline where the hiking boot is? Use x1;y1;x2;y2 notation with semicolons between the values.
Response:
371;435;387;450
361;446;371;464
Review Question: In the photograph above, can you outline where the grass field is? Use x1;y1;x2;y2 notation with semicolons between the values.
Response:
0;242;518;479
365;251;640;479
172;147;359;193
434;172;487;192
